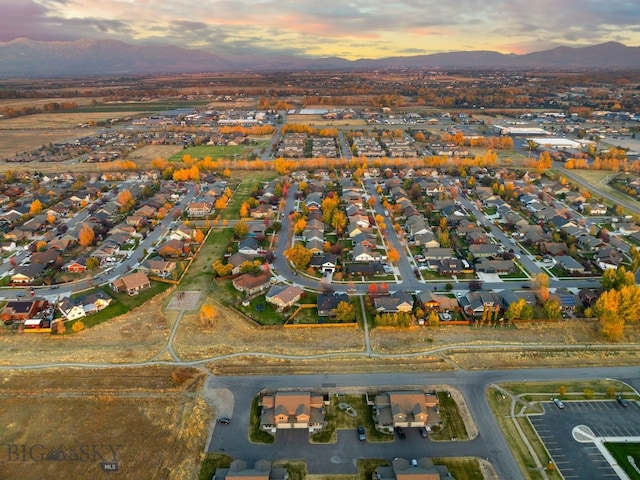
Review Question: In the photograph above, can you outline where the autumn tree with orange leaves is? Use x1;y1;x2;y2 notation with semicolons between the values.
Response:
78;223;95;247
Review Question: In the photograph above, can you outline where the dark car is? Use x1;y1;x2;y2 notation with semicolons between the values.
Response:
357;426;366;441
217;417;231;424
50;285;59;290
395;426;406;439
419;426;428;438
617;396;629;407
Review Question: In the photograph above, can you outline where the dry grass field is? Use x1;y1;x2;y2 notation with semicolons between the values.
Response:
0;111;144;129
0;97;99;109
127;144;184;166
0;366;210;480
0;129;83;157
286;114;367;127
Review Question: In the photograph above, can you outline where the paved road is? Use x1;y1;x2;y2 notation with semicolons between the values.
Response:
205;366;640;479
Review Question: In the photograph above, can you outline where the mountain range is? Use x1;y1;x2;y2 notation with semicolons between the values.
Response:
1;38;639;77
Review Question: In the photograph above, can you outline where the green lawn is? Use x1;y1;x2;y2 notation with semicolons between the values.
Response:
249;395;275;444
311;394;394;444
430;391;468;441
198;454;233;480
605;443;640;480
433;457;484;480
221;172;277;220
178;228;234;291
235;294;286;326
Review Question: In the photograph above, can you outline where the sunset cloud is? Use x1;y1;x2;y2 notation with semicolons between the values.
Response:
0;0;638;59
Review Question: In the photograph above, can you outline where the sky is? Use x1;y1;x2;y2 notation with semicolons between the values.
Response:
1;0;640;59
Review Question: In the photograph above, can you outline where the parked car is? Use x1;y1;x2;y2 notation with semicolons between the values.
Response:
357;426;366;441
617;396;629;407
395;426;406;439
217;417;231;424
552;398;565;409
419;426;428;438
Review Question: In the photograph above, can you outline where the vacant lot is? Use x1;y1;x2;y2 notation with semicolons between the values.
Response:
286;114;367;127
0;366;209;480
0;112;145;129
127;144;184;165
0;129;83;157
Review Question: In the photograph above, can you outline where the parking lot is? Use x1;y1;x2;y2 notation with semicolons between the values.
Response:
529;400;640;479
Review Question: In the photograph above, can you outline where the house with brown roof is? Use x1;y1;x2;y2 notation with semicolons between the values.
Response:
375;457;451;480
213;460;287;480
11;263;46;285
188;201;212;217
111;272;151;296
232;273;270;296
158;239;185;258
259;391;325;433
374;391;438;431
1;299;49;324
140;257;176;277
265;285;304;310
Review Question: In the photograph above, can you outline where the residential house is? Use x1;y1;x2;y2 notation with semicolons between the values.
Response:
459;291;501;317
475;258;515;274
11;263;46;285
232;273;270;296
63;255;89;273
317;293;349;316
227;252;256;275
422;248;454;260
430;258;470;275
57;297;86;321
352;244;381;262
187;201;212;217
373;291;414;313
596;247;622;270
555;255;586;274
213;460;287;480
418;291;459;312
79;291;112;315
111;272;151;296
238;237;260;256
309;253;337;273
540;242;568;257
259;391;325;433
31;248;61;266
140;257;176;277
1;299;49;324
250;204;275;219
576;235;605;252
469;244;501;258
374;457;451;480
373;391;437;430
345;262;384;276
158;239;185;258
265;285;304;310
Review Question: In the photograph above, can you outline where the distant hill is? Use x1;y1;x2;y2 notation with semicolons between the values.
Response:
0;38;639;77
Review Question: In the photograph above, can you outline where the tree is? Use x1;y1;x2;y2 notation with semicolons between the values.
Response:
283;244;313;270
117;189;135;212
387;248;400;264
234;220;249;239
239;202;250;218
427;309;440;326
194;229;205;243
72;321;85;333
543;299;562;320
505;298;533;321
198;304;218;328
29;199;43;215
593;289;625;341
212;260;233;277
335;301;355;323
331;210;347;234
293;218;307;235
85;257;100;271
78;223;95;247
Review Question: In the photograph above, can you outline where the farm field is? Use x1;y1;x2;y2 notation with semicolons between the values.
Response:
0;366;209;480
0;129;83;157
0;111;146;129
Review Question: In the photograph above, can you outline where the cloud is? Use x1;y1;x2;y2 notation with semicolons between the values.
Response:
0;0;638;59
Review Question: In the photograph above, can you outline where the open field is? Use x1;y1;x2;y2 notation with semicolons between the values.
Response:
560;168;640;210
0;129;84;157
286;114;367;127
605;443;640;480
169;145;250;162
0;366;209;480
126;144;184;166
0;288;173;366
222;171;277;219
0;111;146;129
0;97;99;109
